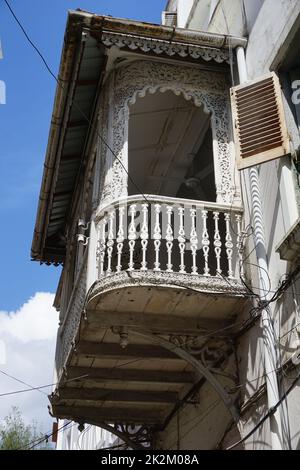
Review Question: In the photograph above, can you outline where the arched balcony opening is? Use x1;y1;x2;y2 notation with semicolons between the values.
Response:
128;89;216;202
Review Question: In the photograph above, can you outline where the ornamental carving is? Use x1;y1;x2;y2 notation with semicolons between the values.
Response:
100;60;235;207
57;263;87;374
87;270;246;302
101;32;230;63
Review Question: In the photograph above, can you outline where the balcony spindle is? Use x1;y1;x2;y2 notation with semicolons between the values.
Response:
128;204;137;271
178;207;186;273
116;206;125;273
213;212;222;275
166;205;174;272
236;214;244;278
153;204;161;271
140;204;149;271
202;210;210;276
190;208;198;275
99;217;107;276
224;213;234;278
106;210;115;274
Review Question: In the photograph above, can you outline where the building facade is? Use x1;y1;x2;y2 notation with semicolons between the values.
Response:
32;1;300;450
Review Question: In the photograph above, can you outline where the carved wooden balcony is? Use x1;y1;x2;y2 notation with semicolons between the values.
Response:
50;196;248;432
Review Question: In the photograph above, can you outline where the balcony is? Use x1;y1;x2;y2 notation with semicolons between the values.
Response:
50;195;248;433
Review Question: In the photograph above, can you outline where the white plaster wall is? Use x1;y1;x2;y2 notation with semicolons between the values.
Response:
158;382;232;450
56;421;117;450
159;0;300;451
246;0;300;79
177;0;194;28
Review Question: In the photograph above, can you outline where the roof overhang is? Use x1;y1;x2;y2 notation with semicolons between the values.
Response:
31;9;247;264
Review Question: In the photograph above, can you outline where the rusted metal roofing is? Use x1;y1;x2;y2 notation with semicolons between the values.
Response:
31;9;247;264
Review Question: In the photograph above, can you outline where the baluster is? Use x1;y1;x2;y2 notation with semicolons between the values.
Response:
140;204;149;271
202;210;210;276
166;205;174;272
98;216;107;276
106;209;115;274
213;212;222;275
153;204;161;271
128;204;137;271
178;207;186;274
190;208;198;275
224;213;234;278
116;206;125;273
213;212;222;274
236;214;244;279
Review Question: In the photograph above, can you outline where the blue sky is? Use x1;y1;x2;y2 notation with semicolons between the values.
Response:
0;0;166;311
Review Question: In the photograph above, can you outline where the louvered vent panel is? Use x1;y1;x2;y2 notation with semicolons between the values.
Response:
231;72;290;170
161;11;177;27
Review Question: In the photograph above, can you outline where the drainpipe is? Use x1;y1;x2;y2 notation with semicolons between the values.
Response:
236;46;284;450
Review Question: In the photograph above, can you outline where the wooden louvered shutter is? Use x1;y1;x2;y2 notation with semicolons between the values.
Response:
231;72;290;170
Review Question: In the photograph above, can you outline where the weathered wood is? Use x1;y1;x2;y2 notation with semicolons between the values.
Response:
52;404;163;425
76;341;180;360
66;366;195;384
57;387;178;404
84;310;232;334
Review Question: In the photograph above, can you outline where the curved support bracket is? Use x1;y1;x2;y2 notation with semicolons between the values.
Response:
130;329;240;424
76;420;149;450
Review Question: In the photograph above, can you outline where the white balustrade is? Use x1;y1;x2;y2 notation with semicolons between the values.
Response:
96;195;244;281
178;207;186;274
165;205;174;273
213;211;222;275
116;206;125;273
140;204;149;271
224;213;234;279
202;209;210;276
106;209;115;274
153;204;162;272
128;204;137;271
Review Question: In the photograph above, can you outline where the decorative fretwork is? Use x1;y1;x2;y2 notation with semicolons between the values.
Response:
57;261;87;376
114;423;153;449
99;60;237;207
101;32;230;64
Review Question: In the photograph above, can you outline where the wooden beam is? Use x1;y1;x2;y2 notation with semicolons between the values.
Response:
56;387;178;404
85;310;231;335
68;120;88;128
76;79;99;86
76;341;179;360
52;405;163;425
66;366;194;385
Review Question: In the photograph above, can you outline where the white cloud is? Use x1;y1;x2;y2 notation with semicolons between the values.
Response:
0;293;59;435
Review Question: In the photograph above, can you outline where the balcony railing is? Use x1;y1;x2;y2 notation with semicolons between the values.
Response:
95;195;244;281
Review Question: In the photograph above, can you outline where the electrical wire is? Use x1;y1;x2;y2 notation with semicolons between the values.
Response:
4;0;300;451
0;308;261;400
0;371;89;398
0;368;48;396
14;420;74;451
2;0;150;206
226;370;300;450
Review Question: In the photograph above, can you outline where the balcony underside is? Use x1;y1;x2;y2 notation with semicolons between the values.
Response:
50;270;247;428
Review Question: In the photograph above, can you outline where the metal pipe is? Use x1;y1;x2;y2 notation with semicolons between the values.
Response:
236;46;284;450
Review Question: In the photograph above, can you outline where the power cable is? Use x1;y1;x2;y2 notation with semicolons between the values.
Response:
3;0;247;292
26;421;74;451
2;0;150;205
226;370;300;450
5;0;299;450
0;371;89;398
0;368;48;396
